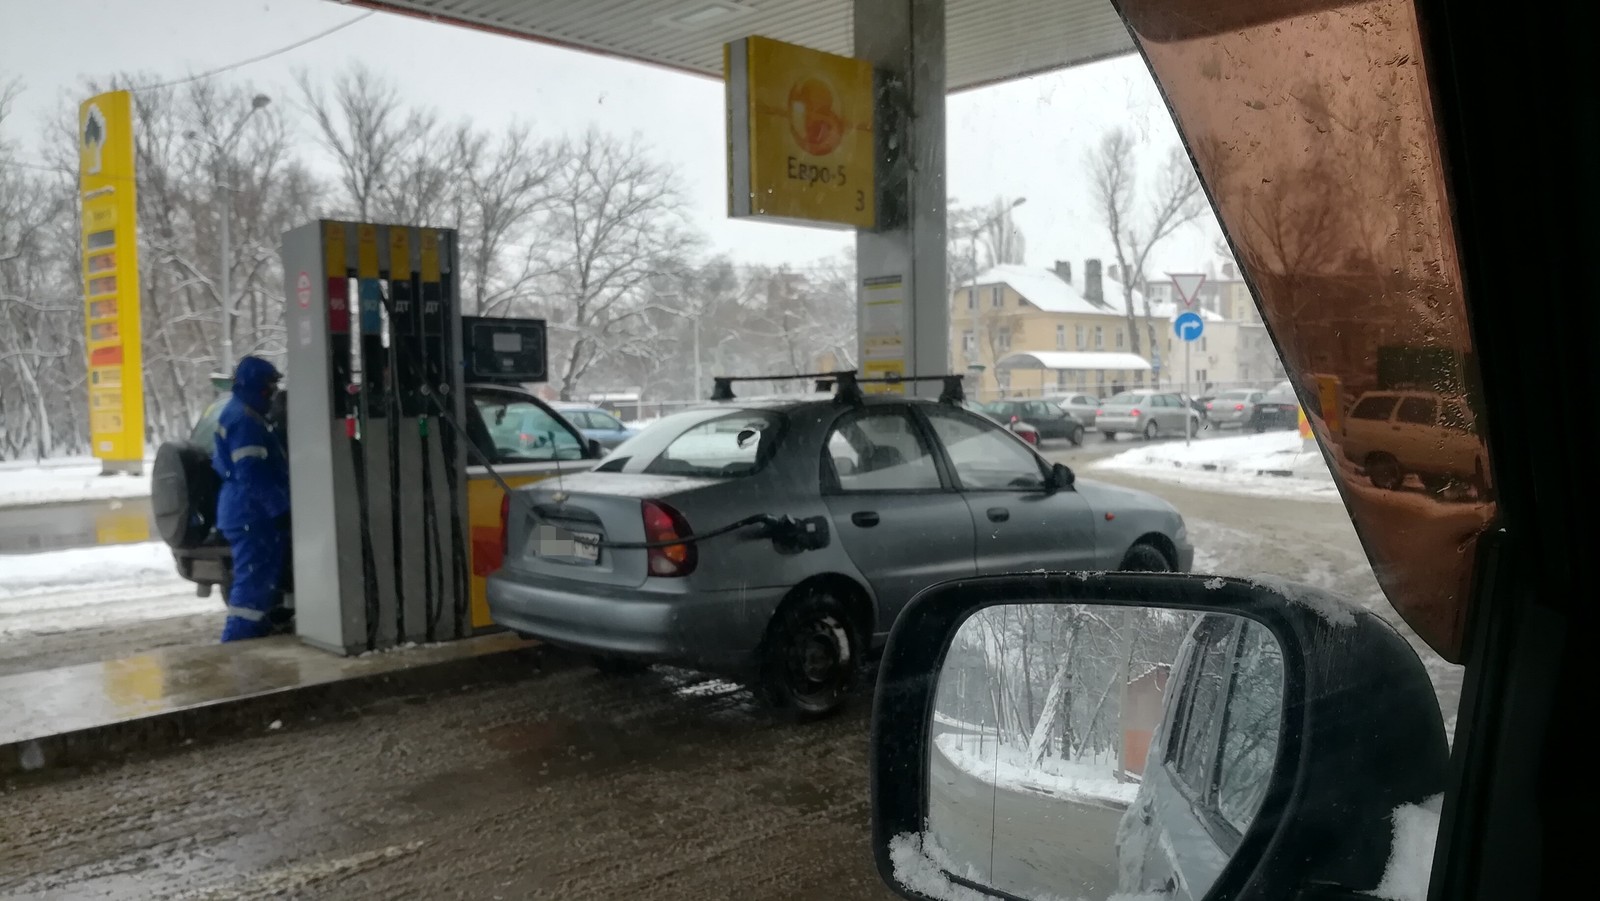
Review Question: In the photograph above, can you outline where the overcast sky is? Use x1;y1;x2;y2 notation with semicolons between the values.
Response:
3;0;1219;277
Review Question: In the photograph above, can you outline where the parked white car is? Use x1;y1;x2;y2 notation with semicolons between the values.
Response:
1340;390;1487;492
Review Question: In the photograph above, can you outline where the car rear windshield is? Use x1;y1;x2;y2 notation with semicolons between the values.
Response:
642;410;785;478
1104;393;1143;406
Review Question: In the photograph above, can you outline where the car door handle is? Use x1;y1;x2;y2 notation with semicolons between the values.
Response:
851;511;880;528
987;507;1010;522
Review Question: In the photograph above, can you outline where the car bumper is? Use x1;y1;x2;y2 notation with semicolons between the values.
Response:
173;544;230;587
486;573;786;672
1097;415;1141;431
1176;540;1195;572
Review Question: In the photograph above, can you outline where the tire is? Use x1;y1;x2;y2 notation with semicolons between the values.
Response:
1120;542;1172;573
1366;453;1404;490
152;441;220;550
1143;420;1159;441
759;588;862;718
1070;424;1085;447
590;655;651;676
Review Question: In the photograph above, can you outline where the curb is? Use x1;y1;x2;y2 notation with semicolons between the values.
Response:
1;644;579;784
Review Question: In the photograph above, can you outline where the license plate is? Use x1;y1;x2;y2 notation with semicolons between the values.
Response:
529;524;600;564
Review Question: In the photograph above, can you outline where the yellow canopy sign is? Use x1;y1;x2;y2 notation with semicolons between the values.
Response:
726;36;875;229
79;90;144;467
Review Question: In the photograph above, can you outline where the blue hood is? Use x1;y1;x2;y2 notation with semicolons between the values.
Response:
231;356;281;413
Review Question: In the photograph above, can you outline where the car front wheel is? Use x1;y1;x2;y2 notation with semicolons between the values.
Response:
1366;453;1405;490
1120;542;1172;572
1070;424;1085;446
759;589;861;718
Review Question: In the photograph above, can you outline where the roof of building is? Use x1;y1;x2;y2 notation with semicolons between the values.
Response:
972;265;1128;317
971;265;1226;321
996;351;1154;372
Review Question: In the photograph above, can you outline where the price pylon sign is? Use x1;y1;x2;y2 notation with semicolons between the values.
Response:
79;90;144;472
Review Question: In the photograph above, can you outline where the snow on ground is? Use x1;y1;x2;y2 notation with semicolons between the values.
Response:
1092;431;1340;502
936;733;1139;808
0;456;152;508
0;541;211;639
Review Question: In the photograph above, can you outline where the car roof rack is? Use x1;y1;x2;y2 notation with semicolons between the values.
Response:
710;371;854;402
712;370;968;406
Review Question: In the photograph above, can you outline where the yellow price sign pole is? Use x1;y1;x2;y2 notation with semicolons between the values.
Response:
79;91;144;474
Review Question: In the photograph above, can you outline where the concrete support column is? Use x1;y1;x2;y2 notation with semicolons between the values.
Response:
854;0;947;394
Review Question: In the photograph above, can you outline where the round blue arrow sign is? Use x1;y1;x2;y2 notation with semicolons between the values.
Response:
1174;311;1205;342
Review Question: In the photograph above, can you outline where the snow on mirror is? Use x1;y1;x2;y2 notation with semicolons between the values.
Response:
925;604;1284;901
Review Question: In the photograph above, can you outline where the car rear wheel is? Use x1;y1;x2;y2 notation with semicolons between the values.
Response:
1366;453;1404;490
1070;424;1085;446
1120;542;1172;572
1142;420;1159;441
759;588;861;718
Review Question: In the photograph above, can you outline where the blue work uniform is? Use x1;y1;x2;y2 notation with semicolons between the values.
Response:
212;356;290;642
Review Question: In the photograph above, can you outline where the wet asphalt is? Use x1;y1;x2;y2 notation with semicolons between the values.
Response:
0;429;1463;899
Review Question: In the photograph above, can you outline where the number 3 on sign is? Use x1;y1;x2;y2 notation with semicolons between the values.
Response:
855;190;865;212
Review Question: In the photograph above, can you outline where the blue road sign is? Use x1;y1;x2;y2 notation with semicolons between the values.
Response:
1174;311;1205;342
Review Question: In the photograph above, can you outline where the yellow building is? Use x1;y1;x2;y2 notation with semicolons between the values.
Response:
952;261;1180;398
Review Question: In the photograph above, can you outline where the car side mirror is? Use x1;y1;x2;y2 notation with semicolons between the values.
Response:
1048;462;1074;492
587;438;604;458
871;572;1448;901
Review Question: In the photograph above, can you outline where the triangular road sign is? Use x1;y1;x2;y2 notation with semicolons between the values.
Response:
1169;272;1206;308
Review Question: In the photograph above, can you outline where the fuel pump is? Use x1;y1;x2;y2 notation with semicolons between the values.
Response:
282;220;473;654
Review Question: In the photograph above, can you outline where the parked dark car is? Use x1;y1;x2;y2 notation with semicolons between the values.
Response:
984;398;1086;445
151;383;595;602
1247;383;1301;432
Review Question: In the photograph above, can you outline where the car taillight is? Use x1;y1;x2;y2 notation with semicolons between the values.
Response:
643;499;695;577
1234;403;1246;411
1205;402;1213;410
1095;409;1103;416
1022;430;1038;444
1130;408;1141;417
1010;415;1019;423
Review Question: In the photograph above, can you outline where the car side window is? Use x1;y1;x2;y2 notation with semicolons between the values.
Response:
190;398;228;447
1169;619;1236;793
1395;396;1437;425
825;408;941;492
1214;621;1285;833
1440;400;1472;433
923;408;1047;491
1350;395;1399;421
471;394;585;463
591;412;624;430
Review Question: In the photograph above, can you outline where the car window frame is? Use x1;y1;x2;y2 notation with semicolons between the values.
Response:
818;404;952;495
914;403;1052;494
1163;616;1251;853
466;386;590;465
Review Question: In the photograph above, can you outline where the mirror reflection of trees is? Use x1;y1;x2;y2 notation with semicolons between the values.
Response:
937;603;1197;779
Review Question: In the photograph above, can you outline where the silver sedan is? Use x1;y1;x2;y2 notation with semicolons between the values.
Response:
1096;390;1202;440
487;394;1193;717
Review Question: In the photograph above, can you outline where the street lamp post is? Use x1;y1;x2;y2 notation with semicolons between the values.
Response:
188;93;270;375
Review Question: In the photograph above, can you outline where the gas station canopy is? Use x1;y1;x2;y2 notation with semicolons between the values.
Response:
349;0;1135;90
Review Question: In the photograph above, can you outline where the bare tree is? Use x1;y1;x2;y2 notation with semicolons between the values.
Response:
535;129;696;400
1087;129;1206;358
455;123;556;316
296;64;431;220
